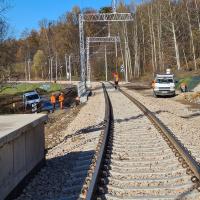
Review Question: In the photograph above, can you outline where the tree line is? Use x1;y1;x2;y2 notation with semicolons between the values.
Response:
0;0;200;82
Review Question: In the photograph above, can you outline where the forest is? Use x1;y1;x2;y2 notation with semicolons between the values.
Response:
1;0;200;83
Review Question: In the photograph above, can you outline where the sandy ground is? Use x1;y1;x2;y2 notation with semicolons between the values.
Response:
122;86;200;164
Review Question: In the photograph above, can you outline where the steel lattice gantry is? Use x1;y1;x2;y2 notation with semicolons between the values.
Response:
86;36;120;82
79;13;134;82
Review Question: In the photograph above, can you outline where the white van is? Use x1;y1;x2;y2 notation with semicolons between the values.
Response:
153;74;176;97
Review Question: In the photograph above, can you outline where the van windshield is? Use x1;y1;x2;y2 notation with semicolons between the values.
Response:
26;94;39;101
156;79;173;83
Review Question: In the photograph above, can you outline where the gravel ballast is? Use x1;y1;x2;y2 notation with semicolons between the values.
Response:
15;83;105;200
123;87;200;163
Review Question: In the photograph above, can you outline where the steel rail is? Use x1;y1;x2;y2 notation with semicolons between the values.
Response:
83;83;200;200
84;83;113;200
118;86;200;182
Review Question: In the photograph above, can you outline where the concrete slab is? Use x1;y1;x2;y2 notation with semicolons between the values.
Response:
0;114;47;200
0;114;47;147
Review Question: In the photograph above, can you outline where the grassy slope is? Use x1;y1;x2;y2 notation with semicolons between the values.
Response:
174;70;200;91
0;83;62;96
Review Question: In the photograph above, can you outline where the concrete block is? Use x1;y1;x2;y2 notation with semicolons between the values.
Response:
0;114;47;200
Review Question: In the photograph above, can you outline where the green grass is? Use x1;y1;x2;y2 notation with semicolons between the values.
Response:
0;83;62;96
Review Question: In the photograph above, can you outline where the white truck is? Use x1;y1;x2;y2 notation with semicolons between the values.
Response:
153;73;176;97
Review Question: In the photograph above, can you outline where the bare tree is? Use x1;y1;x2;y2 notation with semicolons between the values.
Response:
186;0;197;70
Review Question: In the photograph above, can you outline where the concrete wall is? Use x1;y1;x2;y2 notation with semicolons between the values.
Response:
0;114;47;200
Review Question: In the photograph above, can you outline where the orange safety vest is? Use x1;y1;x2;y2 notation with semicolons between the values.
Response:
51;95;56;104
59;94;64;102
116;75;119;82
152;80;156;88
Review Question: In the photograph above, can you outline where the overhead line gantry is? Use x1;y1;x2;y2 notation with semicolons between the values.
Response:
79;0;134;84
86;36;120;83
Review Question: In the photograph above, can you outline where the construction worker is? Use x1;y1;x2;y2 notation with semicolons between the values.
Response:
114;73;119;90
59;92;64;109
180;82;188;93
152;80;156;89
50;93;56;112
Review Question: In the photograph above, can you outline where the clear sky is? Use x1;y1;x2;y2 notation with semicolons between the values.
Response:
8;0;136;39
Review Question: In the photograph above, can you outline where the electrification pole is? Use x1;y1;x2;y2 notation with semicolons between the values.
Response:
50;57;53;82
105;45;108;81
79;14;85;82
28;59;31;81
69;55;72;83
65;54;68;81
24;59;27;81
55;53;58;81
115;38;118;73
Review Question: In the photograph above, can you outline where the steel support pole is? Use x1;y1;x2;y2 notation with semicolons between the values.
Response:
115;38;118;73
65;54;68;81
28;59;31;81
105;45;108;81
79;14;85;82
48;57;51;82
86;38;90;83
24;59;27;81
69;55;72;83
125;42;128;82
55;53;58;81
50;57;53;82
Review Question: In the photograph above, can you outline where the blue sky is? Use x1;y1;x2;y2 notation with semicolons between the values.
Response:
8;0;135;38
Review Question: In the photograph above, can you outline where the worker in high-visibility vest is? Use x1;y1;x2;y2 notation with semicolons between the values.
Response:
114;73;119;90
59;92;64;109
50;93;56;112
180;82;188;93
152;80;156;89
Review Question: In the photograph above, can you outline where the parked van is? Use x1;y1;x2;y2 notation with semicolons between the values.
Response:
153;74;176;97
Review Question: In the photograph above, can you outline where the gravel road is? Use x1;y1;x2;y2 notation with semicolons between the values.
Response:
15;83;105;200
123;86;200;165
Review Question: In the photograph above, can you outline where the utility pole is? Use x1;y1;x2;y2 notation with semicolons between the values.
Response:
65;54;68;81
105;45;108;81
55;53;58;81
48;57;51;82
50;57;53;82
115;38;118;73
24;59;27;81
28;59;31;81
69;55;72;83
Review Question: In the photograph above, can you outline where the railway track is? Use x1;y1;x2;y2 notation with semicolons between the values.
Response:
83;82;200;200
